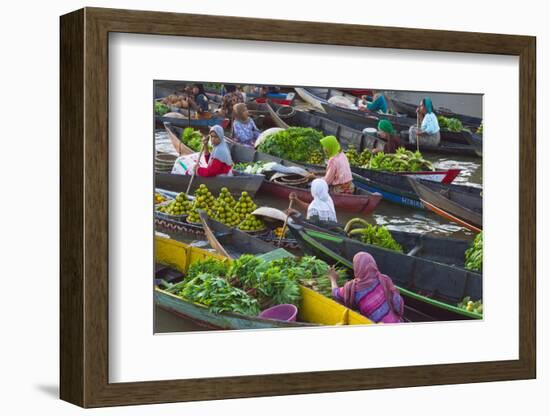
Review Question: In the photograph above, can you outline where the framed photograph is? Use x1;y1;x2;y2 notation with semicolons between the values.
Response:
60;7;536;408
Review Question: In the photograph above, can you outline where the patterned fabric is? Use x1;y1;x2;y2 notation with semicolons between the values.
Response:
233;119;260;145
221;92;244;118
329;181;354;194
332;283;403;323
324;152;353;188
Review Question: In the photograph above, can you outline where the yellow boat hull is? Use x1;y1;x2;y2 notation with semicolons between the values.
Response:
155;236;373;329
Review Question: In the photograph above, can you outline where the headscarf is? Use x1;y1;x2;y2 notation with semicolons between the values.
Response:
307;179;337;222
342;252;403;318
320;136;341;158
208;125;233;166
233;102;249;122
193;83;206;96
422;97;434;114
377;119;395;135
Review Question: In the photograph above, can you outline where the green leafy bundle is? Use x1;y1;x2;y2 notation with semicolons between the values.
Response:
476;122;483;135
155;101;170;116
186;258;230;283
258;127;324;163
346;220;403;253
437;115;465;132
367;147;434;172
178;273;260;316
464;232;483;271
180;127;203;152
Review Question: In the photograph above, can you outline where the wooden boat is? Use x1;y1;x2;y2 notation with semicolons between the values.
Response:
155;171;264;197
154;235;373;329
269;100;479;157
321;101;474;146
391;98;482;129
408;178;483;232
464;132;483;157
164;122;382;214
267;102;463;182
288;222;482;321
351;168;472;210
155;114;230;129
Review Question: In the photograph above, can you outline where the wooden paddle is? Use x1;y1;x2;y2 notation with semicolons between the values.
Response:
416;109;420;152
185;141;206;195
278;199;294;246
198;210;232;259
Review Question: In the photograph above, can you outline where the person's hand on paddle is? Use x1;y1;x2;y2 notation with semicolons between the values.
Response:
289;192;298;202
284;208;299;217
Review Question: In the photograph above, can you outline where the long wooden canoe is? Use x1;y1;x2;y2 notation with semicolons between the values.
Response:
154;235;373;329
288;222;482;321
321;101;475;146
351;168;473;210
155;114;230;129
155;171;264;197
408;178;483;232
391;98;482;129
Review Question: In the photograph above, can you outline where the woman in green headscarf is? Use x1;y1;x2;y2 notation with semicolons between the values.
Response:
374;119;402;154
408;97;441;147
319;135;354;194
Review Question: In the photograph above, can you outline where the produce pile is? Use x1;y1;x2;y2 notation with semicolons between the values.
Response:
476;122;483;135
308;149;325;165
464;232;482;272
238;214;265;232
258;127;324;163
211;188;241;227
173;254;347;316
179;127;203;152
367;147;434;172
187;185;216;223
344;145;372;168
156;192;192;216
154;101;170;116
160;94;191;109
233;161;275;175
437;115;466;132
345;219;404;253
457;296;483;315
154;192;168;205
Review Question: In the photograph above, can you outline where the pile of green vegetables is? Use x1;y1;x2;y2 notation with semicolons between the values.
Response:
179;127;203;152
464;232;482;272
155;101;170;116
457;296;483;315
233;161;274;175
366;147;434;172
345;219;403;253
258;127;324;163
437;115;466;132
173;254;341;316
344;145;372;168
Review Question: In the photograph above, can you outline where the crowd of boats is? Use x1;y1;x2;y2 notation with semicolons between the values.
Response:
153;82;483;330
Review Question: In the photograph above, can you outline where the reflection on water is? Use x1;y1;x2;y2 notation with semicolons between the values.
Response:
155;130;179;156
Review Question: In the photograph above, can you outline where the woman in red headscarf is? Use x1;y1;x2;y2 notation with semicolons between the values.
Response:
328;252;404;323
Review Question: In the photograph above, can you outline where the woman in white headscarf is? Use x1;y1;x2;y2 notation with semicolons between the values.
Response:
288;178;337;223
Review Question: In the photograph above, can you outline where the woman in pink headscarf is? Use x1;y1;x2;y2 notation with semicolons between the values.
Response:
328;252;404;323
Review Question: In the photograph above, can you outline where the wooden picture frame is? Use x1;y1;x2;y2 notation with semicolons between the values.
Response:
60;7;536;408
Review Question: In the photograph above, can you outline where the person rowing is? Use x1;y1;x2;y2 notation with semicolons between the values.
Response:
408;97;441;147
286;179;337;223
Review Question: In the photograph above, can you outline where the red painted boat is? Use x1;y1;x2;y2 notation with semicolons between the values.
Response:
255;97;294;106
260;180;382;216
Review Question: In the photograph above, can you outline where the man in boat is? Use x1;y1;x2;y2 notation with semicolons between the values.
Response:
328;252;404;323
408;97;441;146
319;136;355;194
